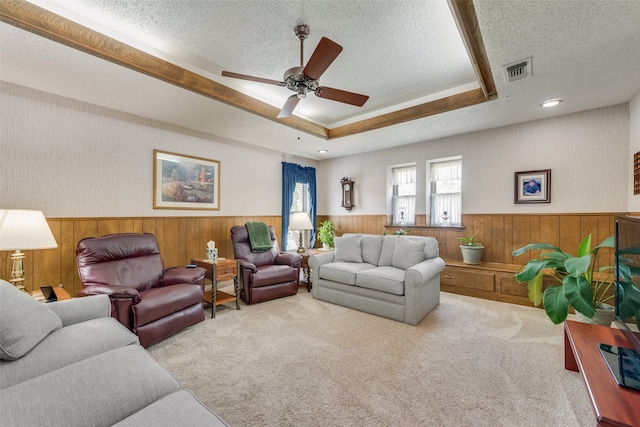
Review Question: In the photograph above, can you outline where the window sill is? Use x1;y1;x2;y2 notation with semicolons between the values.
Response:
384;225;466;231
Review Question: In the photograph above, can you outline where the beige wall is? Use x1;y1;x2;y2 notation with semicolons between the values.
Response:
318;104;630;216
0;81;634;218
0;82;316;217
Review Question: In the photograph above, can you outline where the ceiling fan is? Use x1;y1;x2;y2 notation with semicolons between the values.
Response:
221;24;369;119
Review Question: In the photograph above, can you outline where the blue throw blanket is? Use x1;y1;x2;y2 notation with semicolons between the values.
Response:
246;222;273;252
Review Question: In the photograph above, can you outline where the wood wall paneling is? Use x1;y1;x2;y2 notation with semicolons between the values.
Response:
0;213;622;298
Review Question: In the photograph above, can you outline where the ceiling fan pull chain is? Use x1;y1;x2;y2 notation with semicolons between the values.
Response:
297;105;301;140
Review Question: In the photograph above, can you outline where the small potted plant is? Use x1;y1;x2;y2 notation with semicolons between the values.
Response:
383;229;411;235
317;220;335;249
458;233;484;264
512;234;640;326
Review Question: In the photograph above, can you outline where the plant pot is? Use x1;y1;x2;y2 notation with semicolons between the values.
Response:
574;303;615;327
460;245;484;265
322;243;330;250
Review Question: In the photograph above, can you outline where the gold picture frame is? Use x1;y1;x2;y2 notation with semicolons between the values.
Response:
153;149;220;210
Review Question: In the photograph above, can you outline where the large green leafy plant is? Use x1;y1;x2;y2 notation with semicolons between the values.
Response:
512;234;640;326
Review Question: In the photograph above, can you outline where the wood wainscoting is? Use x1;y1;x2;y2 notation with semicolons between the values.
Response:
320;213;620;264
0;215;282;297
318;212;622;307
0;212;623;299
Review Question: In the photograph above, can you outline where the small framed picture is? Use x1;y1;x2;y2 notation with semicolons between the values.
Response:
153;150;220;210
514;169;551;204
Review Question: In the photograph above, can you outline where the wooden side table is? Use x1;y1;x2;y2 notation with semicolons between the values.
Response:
191;258;240;318
31;285;71;302
293;248;332;292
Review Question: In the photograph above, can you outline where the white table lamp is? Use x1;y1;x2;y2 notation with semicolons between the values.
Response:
0;209;58;293
289;212;313;253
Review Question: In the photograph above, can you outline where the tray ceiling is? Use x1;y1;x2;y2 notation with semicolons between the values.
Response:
1;0;639;159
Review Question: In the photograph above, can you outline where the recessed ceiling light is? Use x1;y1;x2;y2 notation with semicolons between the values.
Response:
318;149;328;153
541;98;563;108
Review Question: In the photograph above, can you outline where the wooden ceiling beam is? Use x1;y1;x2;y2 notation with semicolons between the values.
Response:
449;0;497;100
0;0;329;139
0;0;495;142
328;88;488;139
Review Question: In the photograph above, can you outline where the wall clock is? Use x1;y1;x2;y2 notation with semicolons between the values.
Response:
341;177;354;211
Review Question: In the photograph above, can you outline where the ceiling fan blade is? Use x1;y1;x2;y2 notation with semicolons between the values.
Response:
221;71;284;87
303;37;343;80
277;94;301;119
315;87;369;107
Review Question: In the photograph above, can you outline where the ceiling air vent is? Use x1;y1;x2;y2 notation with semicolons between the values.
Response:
503;58;532;83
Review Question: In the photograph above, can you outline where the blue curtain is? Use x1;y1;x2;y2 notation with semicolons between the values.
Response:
282;162;317;250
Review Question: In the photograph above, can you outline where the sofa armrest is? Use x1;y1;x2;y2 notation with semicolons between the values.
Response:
80;284;141;304
162;266;206;287
276;252;302;267
309;251;336;293
405;257;446;287
46;294;111;327
308;251;335;270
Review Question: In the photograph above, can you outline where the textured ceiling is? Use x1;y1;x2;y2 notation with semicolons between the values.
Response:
1;0;640;159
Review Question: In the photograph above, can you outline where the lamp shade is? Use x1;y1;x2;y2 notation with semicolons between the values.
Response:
0;210;58;251
289;212;313;231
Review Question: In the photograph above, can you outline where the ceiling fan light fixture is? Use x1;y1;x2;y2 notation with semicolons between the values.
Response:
541;98;563;108
221;24;368;119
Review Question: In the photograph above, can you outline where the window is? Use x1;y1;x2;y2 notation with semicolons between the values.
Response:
286;182;308;251
282;162;316;252
391;164;416;225
429;157;462;226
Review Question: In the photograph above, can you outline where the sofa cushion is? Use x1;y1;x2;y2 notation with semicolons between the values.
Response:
405;236;440;259
319;262;375;286
113;390;229;427
378;236;397;266
392;238;426;270
361;235;383;266
356;266;406;296
0;317;138;389
333;234;363;263
0;280;63;361
0;345;181;427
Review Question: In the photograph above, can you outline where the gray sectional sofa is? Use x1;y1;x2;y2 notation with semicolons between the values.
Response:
309;233;445;325
0;280;228;427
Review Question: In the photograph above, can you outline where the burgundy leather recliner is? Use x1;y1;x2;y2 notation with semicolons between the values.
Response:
76;233;206;348
231;225;302;304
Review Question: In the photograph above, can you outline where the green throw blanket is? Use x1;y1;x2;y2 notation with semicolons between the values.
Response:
246;222;273;252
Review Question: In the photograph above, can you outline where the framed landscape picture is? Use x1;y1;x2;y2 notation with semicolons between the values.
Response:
153;150;220;210
514;169;551;204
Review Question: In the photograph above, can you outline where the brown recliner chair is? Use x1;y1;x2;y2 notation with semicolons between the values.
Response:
76;233;206;348
231;225;302;304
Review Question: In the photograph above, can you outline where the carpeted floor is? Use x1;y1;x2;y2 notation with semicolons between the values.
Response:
148;287;595;426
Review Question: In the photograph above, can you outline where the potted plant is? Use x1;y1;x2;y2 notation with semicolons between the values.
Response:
317;220;335;249
512;234;640;326
383;229;411;235
458;233;484;265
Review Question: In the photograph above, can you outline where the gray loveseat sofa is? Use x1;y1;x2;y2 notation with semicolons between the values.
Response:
309;234;445;325
0;280;228;427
